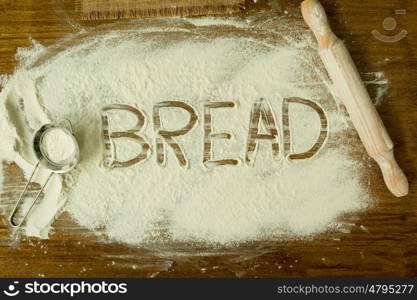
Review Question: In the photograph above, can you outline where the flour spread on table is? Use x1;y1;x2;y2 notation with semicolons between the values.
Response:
0;16;376;245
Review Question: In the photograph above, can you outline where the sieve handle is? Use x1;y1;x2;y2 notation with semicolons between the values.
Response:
59;118;74;134
9;161;53;228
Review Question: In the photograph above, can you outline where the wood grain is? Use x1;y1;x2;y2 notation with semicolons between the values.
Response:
77;0;245;20
0;0;416;277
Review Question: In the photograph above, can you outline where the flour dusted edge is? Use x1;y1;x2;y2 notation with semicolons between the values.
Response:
0;16;373;245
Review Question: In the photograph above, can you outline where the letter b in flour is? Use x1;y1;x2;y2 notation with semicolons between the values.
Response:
101;104;151;168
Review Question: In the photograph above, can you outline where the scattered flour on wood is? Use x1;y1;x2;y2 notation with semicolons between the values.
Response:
0;17;374;245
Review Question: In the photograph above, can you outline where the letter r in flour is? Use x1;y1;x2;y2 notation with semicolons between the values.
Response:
153;101;198;168
101;104;151;168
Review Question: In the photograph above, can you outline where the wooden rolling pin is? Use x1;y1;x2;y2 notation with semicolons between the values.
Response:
301;0;408;197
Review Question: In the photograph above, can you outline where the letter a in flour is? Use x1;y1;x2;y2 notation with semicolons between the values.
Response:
101;104;151;168
245;98;280;166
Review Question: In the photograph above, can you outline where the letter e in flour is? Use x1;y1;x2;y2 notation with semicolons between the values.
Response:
203;101;239;167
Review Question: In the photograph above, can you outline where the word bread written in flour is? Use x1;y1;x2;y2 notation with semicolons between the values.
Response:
100;98;328;169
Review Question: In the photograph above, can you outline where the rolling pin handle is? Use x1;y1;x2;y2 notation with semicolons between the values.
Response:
301;0;337;49
301;0;408;197
374;151;409;197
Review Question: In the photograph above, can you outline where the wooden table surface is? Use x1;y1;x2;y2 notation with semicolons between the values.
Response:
0;0;416;277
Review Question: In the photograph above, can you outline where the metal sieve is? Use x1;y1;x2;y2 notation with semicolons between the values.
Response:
9;119;79;228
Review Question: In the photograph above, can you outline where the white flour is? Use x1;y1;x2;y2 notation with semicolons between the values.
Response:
0;16;372;245
42;128;76;164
